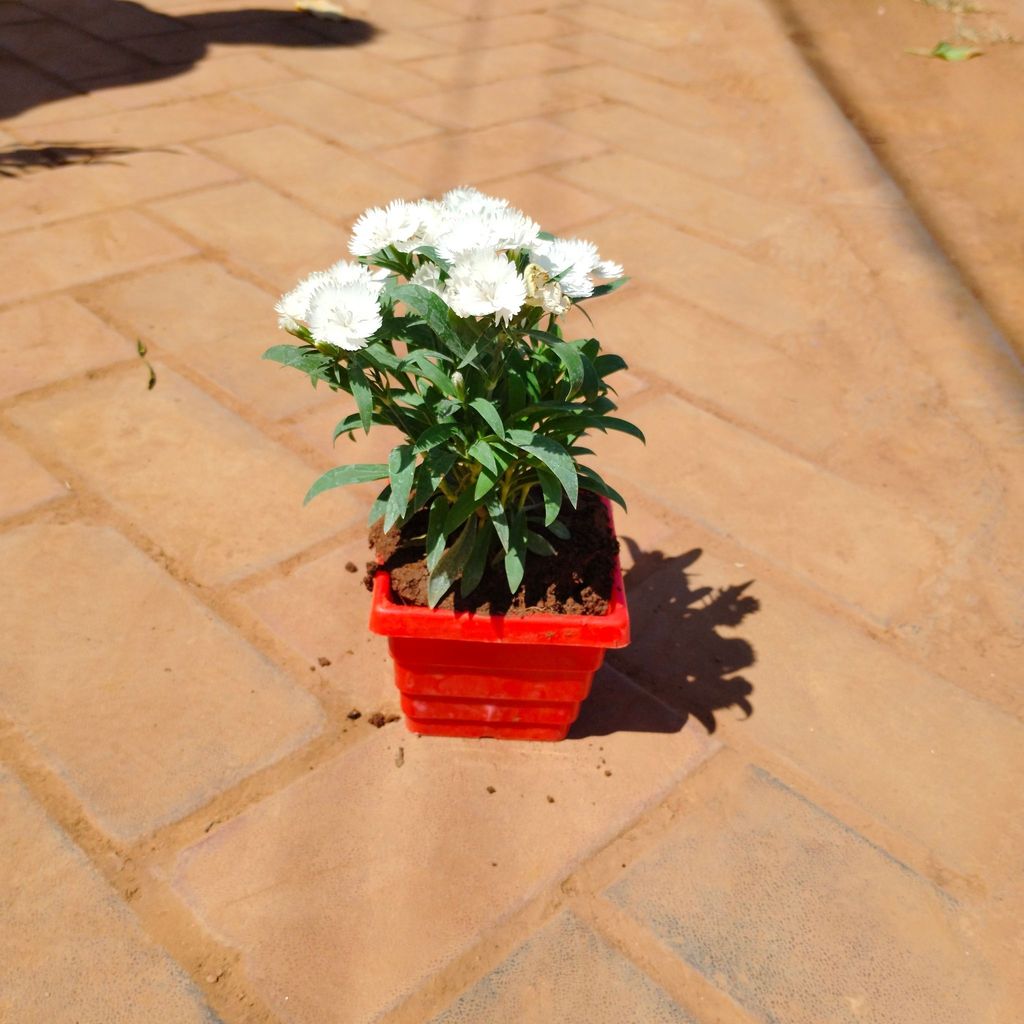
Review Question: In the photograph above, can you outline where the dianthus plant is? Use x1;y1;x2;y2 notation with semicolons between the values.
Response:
264;187;643;607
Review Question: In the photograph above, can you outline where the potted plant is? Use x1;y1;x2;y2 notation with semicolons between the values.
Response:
264;188;643;740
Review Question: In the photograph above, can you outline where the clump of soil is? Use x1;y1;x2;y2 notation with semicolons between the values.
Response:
364;490;618;616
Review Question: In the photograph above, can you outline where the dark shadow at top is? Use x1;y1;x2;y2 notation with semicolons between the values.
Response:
569;541;760;739
1;2;376;121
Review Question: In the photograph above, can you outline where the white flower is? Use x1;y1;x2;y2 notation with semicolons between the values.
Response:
434;206;539;261
489;207;540;252
349;199;423;256
276;262;388;333
324;259;388;292
444;250;526;326
275;270;332;331
441;187;508;216
528;236;620;299
306;279;383;351
433;215;495;262
410;262;444;297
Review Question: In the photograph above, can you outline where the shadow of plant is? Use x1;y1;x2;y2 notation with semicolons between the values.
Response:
571;540;759;738
1;1;376;120
0;141;145;176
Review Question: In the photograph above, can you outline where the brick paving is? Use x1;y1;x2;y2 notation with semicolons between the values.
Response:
0;1;1021;1022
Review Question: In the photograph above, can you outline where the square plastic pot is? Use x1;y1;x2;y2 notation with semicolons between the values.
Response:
367;501;631;741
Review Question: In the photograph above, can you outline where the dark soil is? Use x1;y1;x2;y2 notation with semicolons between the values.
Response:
364;490;618;616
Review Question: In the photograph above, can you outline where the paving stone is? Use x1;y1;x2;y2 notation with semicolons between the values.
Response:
149;181;344;290
375;118;607;193
263;43;441;100
559;30;707;89
0;769;219;1023
589;285;850;459
0;295;134;399
0;1;42;23
1;147;238;232
284;394;404;471
240;538;395;712
86;53;292;111
0;435;64;518
583;213;809;336
241;78;439;150
606;765;1002;1024
551;102;746;181
16;0;182;36
197;125;421;220
559;152;789;247
0;60;115;126
410;41;590;88
0;524;324;841
423;12;574;48
400;73;599;132
349;0;457;30
0;18;149;80
611;543;1024;880
7;367;361;584
552;65;735;132
88;259;330;420
480;171;617;233
560;4;688;49
355;26;441;62
429;910;694;1024
25;93;275;147
0;209;194;305
172;677;718;1024
596;391;943;623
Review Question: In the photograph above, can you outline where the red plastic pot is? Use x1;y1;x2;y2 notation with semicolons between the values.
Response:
368;502;630;741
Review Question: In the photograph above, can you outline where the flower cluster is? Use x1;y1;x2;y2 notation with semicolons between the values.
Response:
266;188;640;607
275;188;623;347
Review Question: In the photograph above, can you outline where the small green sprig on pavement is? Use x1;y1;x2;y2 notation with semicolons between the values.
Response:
264;188;642;607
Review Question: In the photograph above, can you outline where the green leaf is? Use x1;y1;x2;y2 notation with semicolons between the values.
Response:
534;465;562;526
460;518;495;598
413;423;461;453
428;515;478;607
347;359;373;433
578;467;627;512
368;484;390;527
485;492;510;551
426;499;448;573
575;276;630;303
526;529;557;557
399;350;458;397
593;416;646;443
547;520;571;540
332;412;364;442
469;397;506;439
388;284;469;362
594;354;628;378
522;331;584;397
908;40;983;60
304;463;389;505
445;466;500;534
507;430;578;507
383;444;416;533
468;438;497;474
504;507;527;593
410;449;457;514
